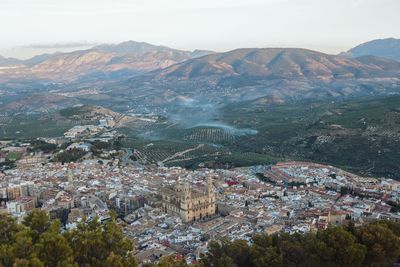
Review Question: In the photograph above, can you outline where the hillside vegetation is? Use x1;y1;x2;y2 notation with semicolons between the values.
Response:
2;210;400;266
222;95;400;179
0;210;136;267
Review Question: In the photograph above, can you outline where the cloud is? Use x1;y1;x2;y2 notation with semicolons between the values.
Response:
22;42;98;50
351;0;365;7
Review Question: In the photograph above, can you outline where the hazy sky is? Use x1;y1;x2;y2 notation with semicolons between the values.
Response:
1;0;399;58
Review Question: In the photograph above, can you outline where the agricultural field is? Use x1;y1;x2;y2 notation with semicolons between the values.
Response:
0;115;72;139
0;105;117;139
6;152;22;161
122;139;210;164
121;132;280;169
221;95;400;179
184;127;236;143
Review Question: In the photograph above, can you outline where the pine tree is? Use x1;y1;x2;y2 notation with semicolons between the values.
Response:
34;221;75;267
22;210;51;242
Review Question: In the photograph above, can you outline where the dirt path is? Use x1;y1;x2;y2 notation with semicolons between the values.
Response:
161;144;204;164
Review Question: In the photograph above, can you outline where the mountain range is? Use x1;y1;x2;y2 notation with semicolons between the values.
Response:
0;41;214;82
116;45;400;107
154;47;400;81
1;38;400;112
0;38;399;82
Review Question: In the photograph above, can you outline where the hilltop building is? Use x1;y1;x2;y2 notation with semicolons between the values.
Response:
162;177;216;223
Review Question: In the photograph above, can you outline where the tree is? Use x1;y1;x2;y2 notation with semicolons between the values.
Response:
0;243;15;267
65;217;105;266
22;210;51;242
0;210;137;267
345;220;356;235
356;223;400;266
13;257;44;267
4;210;400;267
151;255;189;267
250;245;282;267
317;227;366;267
228;240;252;267
103;219;134;257
275;233;308;267
54;148;86;163
251;235;282;267
340;186;350;196
12;229;34;260
373;220;400;236
91;141;111;151
34;221;75;267
200;241;231;267
65;216;136;267
105;252;125;267
0;213;20;244
0;214;21;266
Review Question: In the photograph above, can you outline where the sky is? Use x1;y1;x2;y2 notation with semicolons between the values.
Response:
0;0;399;59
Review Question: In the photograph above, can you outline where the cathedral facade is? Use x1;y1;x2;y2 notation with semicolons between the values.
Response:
161;177;216;223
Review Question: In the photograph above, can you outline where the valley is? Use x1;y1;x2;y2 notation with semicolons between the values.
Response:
1;39;400;179
1;94;399;179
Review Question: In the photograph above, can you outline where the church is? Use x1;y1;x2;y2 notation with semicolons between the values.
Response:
161;177;216;223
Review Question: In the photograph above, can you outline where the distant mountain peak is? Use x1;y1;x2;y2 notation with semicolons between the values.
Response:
0;55;23;67
93;40;175;53
190;49;215;59
346;38;400;61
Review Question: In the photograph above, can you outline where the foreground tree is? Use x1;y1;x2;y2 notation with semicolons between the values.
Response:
22;209;51;242
0;211;136;267
251;235;282;267
201;223;400;267
356;223;400;266
316;226;366;267
65;214;136;267
34;221;75;267
2;210;400;267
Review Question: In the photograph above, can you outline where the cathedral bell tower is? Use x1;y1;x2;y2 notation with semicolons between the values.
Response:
179;182;191;222
207;177;214;195
207;177;216;216
181;182;191;204
67;168;74;183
